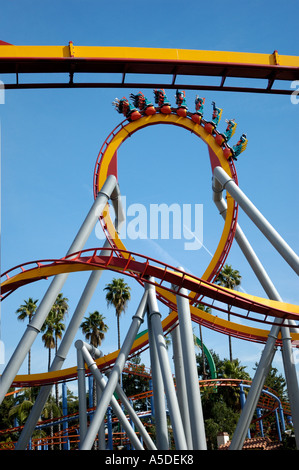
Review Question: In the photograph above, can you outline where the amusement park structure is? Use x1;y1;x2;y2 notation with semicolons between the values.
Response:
0;43;299;451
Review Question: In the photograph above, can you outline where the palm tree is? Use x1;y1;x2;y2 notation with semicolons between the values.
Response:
80;311;108;449
215;264;242;290
220;358;250;381
9;389;34;426
215;264;241;361
80;310;108;348
40;293;68;449
41;393;62;450
219;358;251;410
15;297;38;374
41;293;68;371
8;387;43;427
51;292;69;323
41;319;56;372
104;278;131;350
104;278;131;448
41;310;66;370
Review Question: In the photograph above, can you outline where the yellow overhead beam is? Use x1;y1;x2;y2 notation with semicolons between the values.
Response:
0;44;298;67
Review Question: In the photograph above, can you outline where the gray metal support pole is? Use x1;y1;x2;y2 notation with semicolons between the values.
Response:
80;344;104;449
230;322;280;449
146;281;188;450
96;383;106;450
212;175;299;336
212;177;285;300
0;175;117;405
173;275;207;450
239;383;251;439
77;347;88;448
79;342;144;450
171;321;193;449
147;308;169;450
16;266;106;449
107;371;157;450
80;289;148;450
213;166;299;275
212;177;299;448
281;328;299;448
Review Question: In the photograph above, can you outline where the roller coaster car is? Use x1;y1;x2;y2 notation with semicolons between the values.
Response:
177;107;187;117
232;134;248;160
215;119;237;147
191;96;205;124
160;104;172;114
175;90;188;117
130;92;156;116
144;105;156;116
113;97;142;121
129;109;143;120
153;89;172;114
224;119;237;142
215;133;226;146
191;113;202;124
204;121;217;134
223;146;233;160
224;134;248;161
205;101;223;134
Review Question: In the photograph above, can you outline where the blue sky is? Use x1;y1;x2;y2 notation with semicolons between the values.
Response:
0;0;298;386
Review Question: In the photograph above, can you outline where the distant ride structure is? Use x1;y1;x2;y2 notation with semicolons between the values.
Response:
0;43;299;451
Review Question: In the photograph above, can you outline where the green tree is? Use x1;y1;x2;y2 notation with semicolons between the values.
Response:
8;389;35;426
0;389;15;432
41;293;68;447
8;387;41;428
214;264;242;361
200;354;251;447
80;311;108;348
204;401;240;449
256;364;287;400
219;358;251;381
218;358;251;410
15;297;38;374
122;356;151;412
41;293;68;370
62;388;79;416
42;393;63;450
80;310;108;450
104;278;131;350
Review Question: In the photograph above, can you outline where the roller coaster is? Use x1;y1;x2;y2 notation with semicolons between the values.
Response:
0;373;291;451
0;44;299;451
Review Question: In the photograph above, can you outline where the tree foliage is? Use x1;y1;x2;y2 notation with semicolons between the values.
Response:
104;278;131;349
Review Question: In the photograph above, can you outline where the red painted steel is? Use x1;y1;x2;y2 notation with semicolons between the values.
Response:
2;248;299;328
92;112;239;284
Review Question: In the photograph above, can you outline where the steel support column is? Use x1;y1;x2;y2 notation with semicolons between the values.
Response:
213;166;299;275
212;172;299;449
146;280;188;450
173;276;207;450
171;321;193;449
147;308;169;449
105;369;157;450
79;342;144;450
80;290;148;450
77;347;88;448
0;175;118;406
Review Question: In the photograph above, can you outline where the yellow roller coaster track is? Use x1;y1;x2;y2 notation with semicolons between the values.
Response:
0;43;298;93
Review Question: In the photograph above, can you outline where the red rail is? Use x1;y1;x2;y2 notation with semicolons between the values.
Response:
2;248;298;329
93;111;239;284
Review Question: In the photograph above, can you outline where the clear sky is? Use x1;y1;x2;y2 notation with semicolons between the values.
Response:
0;0;298;388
